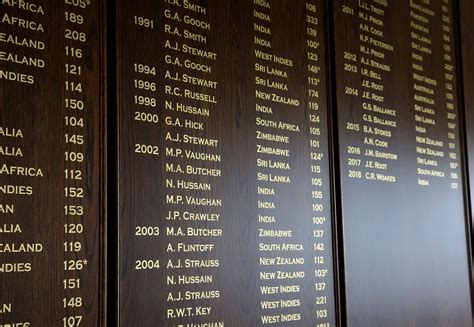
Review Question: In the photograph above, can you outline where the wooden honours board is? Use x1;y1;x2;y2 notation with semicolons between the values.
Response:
332;0;472;326
1;0;474;326
116;0;338;326
0;0;106;326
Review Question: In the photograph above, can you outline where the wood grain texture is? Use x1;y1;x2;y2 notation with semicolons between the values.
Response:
460;0;474;264
116;0;338;326
332;0;472;326
0;0;106;325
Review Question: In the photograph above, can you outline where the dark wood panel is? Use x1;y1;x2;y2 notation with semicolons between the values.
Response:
460;0;474;259
332;0;472;326
0;0;106;325
116;0;338;326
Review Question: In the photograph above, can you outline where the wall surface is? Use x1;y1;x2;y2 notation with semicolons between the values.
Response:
0;0;472;326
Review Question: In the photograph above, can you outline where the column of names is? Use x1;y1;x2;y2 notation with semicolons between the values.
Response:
163;1;223;325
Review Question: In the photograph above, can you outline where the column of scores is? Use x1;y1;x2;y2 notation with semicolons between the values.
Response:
0;0;105;326
117;0;338;326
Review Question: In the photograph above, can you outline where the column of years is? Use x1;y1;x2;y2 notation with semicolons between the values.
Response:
118;0;338;325
341;0;398;184
123;0;225;325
